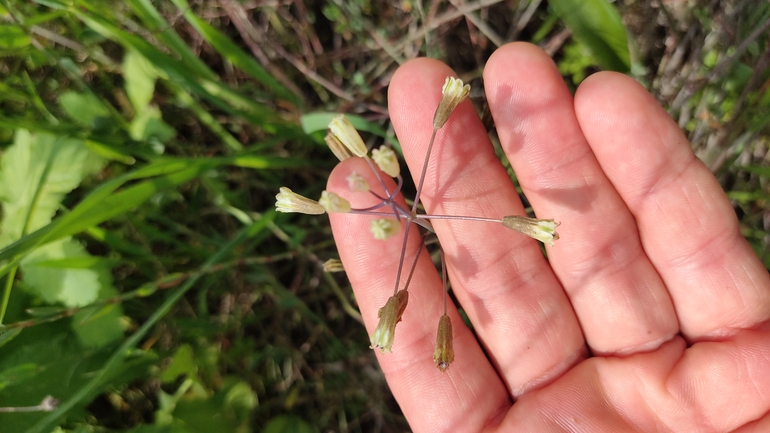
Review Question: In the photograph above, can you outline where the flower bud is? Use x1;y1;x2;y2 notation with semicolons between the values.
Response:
275;187;325;215
371;146;400;178
369;289;409;353
346;171;369;192
324;132;353;161
433;314;454;372
328;115;367;157
318;190;351;213
322;259;345;273
433;77;470;129
501;215;560;246
370;218;400;240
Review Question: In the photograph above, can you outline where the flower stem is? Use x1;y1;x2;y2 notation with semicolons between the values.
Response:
411;128;438;214
392;221;413;295
440;244;448;315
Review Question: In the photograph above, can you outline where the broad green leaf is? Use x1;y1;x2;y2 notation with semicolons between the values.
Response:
22;238;101;307
29;256;105;269
0;25;30;49
169;0;301;106
129;106;176;144
123;49;158;112
547;0;631;72
161;344;196;383
58;91;111;128
0;130;104;244
73;286;124;348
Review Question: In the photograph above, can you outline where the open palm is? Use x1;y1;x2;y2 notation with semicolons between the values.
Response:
327;43;770;432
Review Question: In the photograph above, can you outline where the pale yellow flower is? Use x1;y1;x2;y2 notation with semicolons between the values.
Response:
501;215;560;246
433;77;471;129
370;218;400;240
369;289;409;353
371;146;400;178
346;171;369;192
328;115;367;157
433;314;454;372
275;187;325;214
318;190;351;213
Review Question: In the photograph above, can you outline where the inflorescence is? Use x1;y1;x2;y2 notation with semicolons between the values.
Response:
275;77;560;372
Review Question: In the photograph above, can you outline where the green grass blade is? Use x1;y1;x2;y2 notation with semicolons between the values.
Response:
69;8;289;133
169;0;302;105
547;0;631;72
121;0;217;81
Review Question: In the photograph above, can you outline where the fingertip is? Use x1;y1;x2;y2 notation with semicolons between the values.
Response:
389;57;455;104
486;41;553;72
574;71;664;130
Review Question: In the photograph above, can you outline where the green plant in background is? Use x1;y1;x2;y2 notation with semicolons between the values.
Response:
0;0;767;432
0;0;309;431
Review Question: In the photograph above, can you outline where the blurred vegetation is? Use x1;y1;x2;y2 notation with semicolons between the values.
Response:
0;0;767;432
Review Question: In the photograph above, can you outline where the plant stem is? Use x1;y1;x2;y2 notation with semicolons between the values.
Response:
411;128;438;214
441;245;448;315
392;221;413;295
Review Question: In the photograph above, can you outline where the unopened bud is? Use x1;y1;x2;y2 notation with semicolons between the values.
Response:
433;77;470;129
369;289;409;353
501;215;560;246
433;314;454;372
371;146;400;177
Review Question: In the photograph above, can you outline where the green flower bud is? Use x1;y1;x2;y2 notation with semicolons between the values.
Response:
501;215;560;246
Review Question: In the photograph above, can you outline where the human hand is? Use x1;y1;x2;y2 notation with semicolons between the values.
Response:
327;43;770;432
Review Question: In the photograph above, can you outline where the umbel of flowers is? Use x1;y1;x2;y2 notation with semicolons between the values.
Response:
275;77;560;372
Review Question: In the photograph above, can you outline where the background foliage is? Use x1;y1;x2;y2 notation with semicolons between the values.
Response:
0;0;768;432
